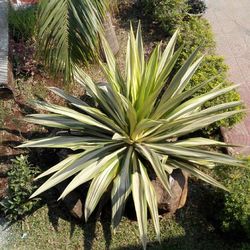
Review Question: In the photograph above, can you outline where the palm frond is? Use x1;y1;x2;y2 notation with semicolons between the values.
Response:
37;0;109;81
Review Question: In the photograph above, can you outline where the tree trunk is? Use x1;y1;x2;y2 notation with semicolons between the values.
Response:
102;12;119;58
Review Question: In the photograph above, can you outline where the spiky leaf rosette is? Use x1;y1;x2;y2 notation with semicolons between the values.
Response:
19;25;245;249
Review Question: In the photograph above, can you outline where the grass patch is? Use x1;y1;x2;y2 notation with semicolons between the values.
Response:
3;182;249;250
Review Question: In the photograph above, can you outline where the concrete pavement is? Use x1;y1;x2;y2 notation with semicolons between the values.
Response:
0;0;8;85
205;0;250;155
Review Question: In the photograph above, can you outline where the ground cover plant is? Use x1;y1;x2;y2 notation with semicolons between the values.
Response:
17;25;246;249
0;155;41;222
217;161;250;239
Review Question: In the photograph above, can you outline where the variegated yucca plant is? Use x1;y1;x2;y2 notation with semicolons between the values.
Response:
19;24;245;249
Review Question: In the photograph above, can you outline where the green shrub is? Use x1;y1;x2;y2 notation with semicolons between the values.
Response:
216;161;250;239
187;0;207;14
177;16;215;63
142;0;188;35
8;5;37;41
0;155;41;222
187;55;244;135
139;8;243;135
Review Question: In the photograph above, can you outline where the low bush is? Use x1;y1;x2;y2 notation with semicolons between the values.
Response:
8;5;37;41
176;18;243;135
187;0;207;15
187;55;244;135
142;0;188;35
217;161;250;239
161;15;243;135
0;155;41;222
177;16;215;63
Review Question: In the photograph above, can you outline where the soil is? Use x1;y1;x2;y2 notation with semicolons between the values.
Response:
0;165;9;201
0;178;8;199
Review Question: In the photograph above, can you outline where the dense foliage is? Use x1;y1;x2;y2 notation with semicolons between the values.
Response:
18;26;245;249
177;17;244;134
142;0;188;34
187;55;244;134
219;163;250;239
0;155;41;222
187;0;207;15
177;17;215;62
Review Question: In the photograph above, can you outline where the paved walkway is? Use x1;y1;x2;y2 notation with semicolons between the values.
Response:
0;0;8;85
205;0;250;155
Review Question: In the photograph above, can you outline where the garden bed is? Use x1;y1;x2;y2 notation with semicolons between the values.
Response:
0;0;249;249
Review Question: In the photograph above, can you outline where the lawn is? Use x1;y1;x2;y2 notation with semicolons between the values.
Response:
3;181;248;250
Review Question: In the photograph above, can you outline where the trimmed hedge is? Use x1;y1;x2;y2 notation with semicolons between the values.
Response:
177;16;215;63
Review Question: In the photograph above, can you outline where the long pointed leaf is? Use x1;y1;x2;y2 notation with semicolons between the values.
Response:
131;154;148;250
111;146;133;229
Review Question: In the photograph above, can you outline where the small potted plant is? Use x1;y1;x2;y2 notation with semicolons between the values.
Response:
187;0;207;17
